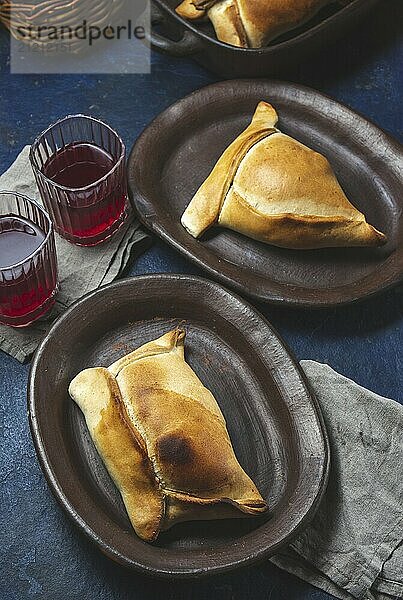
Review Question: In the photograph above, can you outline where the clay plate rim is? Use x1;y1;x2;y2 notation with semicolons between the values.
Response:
128;79;403;308
28;274;330;577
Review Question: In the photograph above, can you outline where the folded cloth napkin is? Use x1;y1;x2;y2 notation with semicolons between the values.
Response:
0;146;150;362
272;361;403;600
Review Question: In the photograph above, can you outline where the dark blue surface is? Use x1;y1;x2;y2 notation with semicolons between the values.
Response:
0;2;402;599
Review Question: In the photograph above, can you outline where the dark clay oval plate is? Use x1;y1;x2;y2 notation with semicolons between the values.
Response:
29;274;329;578
128;80;403;307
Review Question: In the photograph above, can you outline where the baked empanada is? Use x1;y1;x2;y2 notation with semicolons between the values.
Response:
176;0;351;48
181;102;386;249
69;329;267;542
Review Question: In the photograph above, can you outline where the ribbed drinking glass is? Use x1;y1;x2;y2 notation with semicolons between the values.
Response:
0;191;58;327
30;114;131;246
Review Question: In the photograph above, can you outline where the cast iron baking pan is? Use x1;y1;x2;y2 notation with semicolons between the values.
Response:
150;0;380;78
29;274;329;578
128;80;403;308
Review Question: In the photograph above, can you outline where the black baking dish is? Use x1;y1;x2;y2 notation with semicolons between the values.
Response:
150;0;380;78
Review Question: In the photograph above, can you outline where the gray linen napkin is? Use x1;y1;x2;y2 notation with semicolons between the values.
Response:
0;146;150;362
272;361;403;600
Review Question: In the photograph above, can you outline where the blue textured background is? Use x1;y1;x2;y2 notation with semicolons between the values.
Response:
0;1;402;598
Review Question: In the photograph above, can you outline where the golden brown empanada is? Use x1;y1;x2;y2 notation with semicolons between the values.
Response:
181;102;386;249
69;330;267;542
176;0;351;48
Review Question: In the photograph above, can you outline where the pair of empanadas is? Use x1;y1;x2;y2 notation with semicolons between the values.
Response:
181;102;386;249
69;330;267;542
176;0;351;48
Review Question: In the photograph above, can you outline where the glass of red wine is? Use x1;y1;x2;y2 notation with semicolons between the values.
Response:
30;115;132;246
0;191;58;327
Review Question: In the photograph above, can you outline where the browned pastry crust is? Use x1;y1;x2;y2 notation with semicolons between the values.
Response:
176;0;351;48
181;102;386;249
69;330;267;542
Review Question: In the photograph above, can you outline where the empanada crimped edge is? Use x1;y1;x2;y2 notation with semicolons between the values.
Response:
69;330;267;542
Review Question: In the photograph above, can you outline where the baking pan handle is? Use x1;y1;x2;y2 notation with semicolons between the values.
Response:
149;3;202;57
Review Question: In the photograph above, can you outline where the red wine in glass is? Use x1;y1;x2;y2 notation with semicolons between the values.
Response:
42;142;127;239
30;115;131;246
0;193;58;328
0;215;45;267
